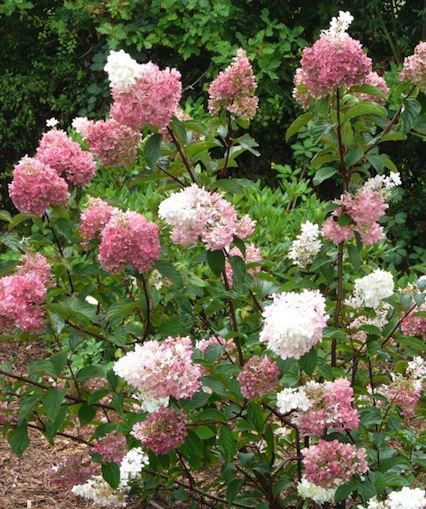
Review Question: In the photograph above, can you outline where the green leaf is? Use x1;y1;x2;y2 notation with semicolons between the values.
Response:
76;365;105;383
226;479;244;503
366;154;385;171
43;388;65;422
379;132;407;142
219;425;236;463
49;352;68;377
348;84;387;99
400;98;421;133
344;102;388;122
155;260;182;285
299;347;317;375
285;112;313;141
17;395;41;424
313;166;337;185
144;133;162;170
79;403;97;425
102;463;120;489
311;152;338;170
9;423;30;455
247;402;264;432
194;425;216;440
345;148;364;166
207;249;225;276
335;480;358;502
360;406;382;426
348;243;361;271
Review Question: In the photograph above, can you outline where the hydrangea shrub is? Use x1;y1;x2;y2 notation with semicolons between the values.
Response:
0;11;425;509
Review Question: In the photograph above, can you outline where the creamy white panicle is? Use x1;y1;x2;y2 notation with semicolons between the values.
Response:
348;269;394;309
363;172;401;200
72;116;91;137
288;220;322;268
297;477;336;504
119;447;149;489
46;117;58;128
322;11;354;39
104;50;144;90
133;391;169;413
276;387;312;414
360;488;426;509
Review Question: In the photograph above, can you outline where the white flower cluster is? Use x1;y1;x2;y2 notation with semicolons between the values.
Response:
288;221;322;268
348;269;394;310
72;116;91;137
104;50;145;90
133;391;169;414
407;356;426;381
46;117;58;128
276;387;311;414
360;488;426;509
323;11;354;39
72;448;149;507
363;172;402;200
297;477;336;504
158;187;199;228
260;290;328;360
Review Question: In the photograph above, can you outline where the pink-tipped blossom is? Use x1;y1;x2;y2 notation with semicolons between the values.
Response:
302;440;368;488
80;197;116;247
113;336;202;400
401;303;426;337
225;244;262;287
237;355;280;399
17;253;52;286
85;119;141;168
9;156;69;216
91;432;127;464
400;42;426;91
132;408;187;454
208;48;258;119
321;216;354;244
36;129;96;186
98;210;160;273
158;184;255;251
110;63;182;130
381;375;423;418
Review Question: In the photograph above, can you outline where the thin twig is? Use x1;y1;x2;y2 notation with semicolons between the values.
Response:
167;126;198;184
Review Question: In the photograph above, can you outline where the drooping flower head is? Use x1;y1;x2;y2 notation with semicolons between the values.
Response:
36;129;96;186
158;184;255;251
208;48;258;120
9;156;69;216
260;290;328;360
85;119;141;168
302;439;368;488
132;407;187;454
113;336;202;400
98;210;160;273
299;12;372;99
80;197;116;247
110;61;182;130
237;355;280;399
400;42;426;91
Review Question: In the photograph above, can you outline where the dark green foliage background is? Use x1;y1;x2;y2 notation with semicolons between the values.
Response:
1;0;425;246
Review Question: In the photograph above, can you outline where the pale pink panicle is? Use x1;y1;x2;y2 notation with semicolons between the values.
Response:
36;129;96;186
355;71;389;104
9;156;69;216
18;253;52;286
98;210;160;273
111;63;182;130
302;440;368;488
85;119;141;168
196;336;236;354
400;42;426;91
91;432;127;464
225;244;262;287
357;222;385;246
295;379;359;436
208;48;258;120
293;68;313;109
46;453;97;489
381;365;423;418
341;189;388;225
113;336;202;400
80;197;116;247
237;355;280;399
132;408;187;454
300;29;372;98
72;117;92;137
401;303;426;336
321;216;354;244
158;184;255;251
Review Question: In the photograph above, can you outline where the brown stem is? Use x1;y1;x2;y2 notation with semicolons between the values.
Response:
139;273;151;342
157;164;186;187
221;267;244;365
332;242;345;368
167;126;198;184
220;112;233;178
10;421;90;445
336;89;349;191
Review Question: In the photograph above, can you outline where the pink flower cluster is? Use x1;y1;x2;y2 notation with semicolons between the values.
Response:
196;336;236;354
46;453;97;489
208;49;258;120
295;379;360;436
299;33;372;99
302;440;368;488
85;119;141;168
355;71;390;105
113;336;202;400
381;375;423;418
99;210;160;273
237;355;280;399
111;63;182;130
132;408;187;454
322;188;387;245
91;432;127;464
225;244;262;287
158;184;255;251
0;253;52;332
400;42;426;91
401;303;426;337
80;197;116;247
36;129;96;186
9;157;70;216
